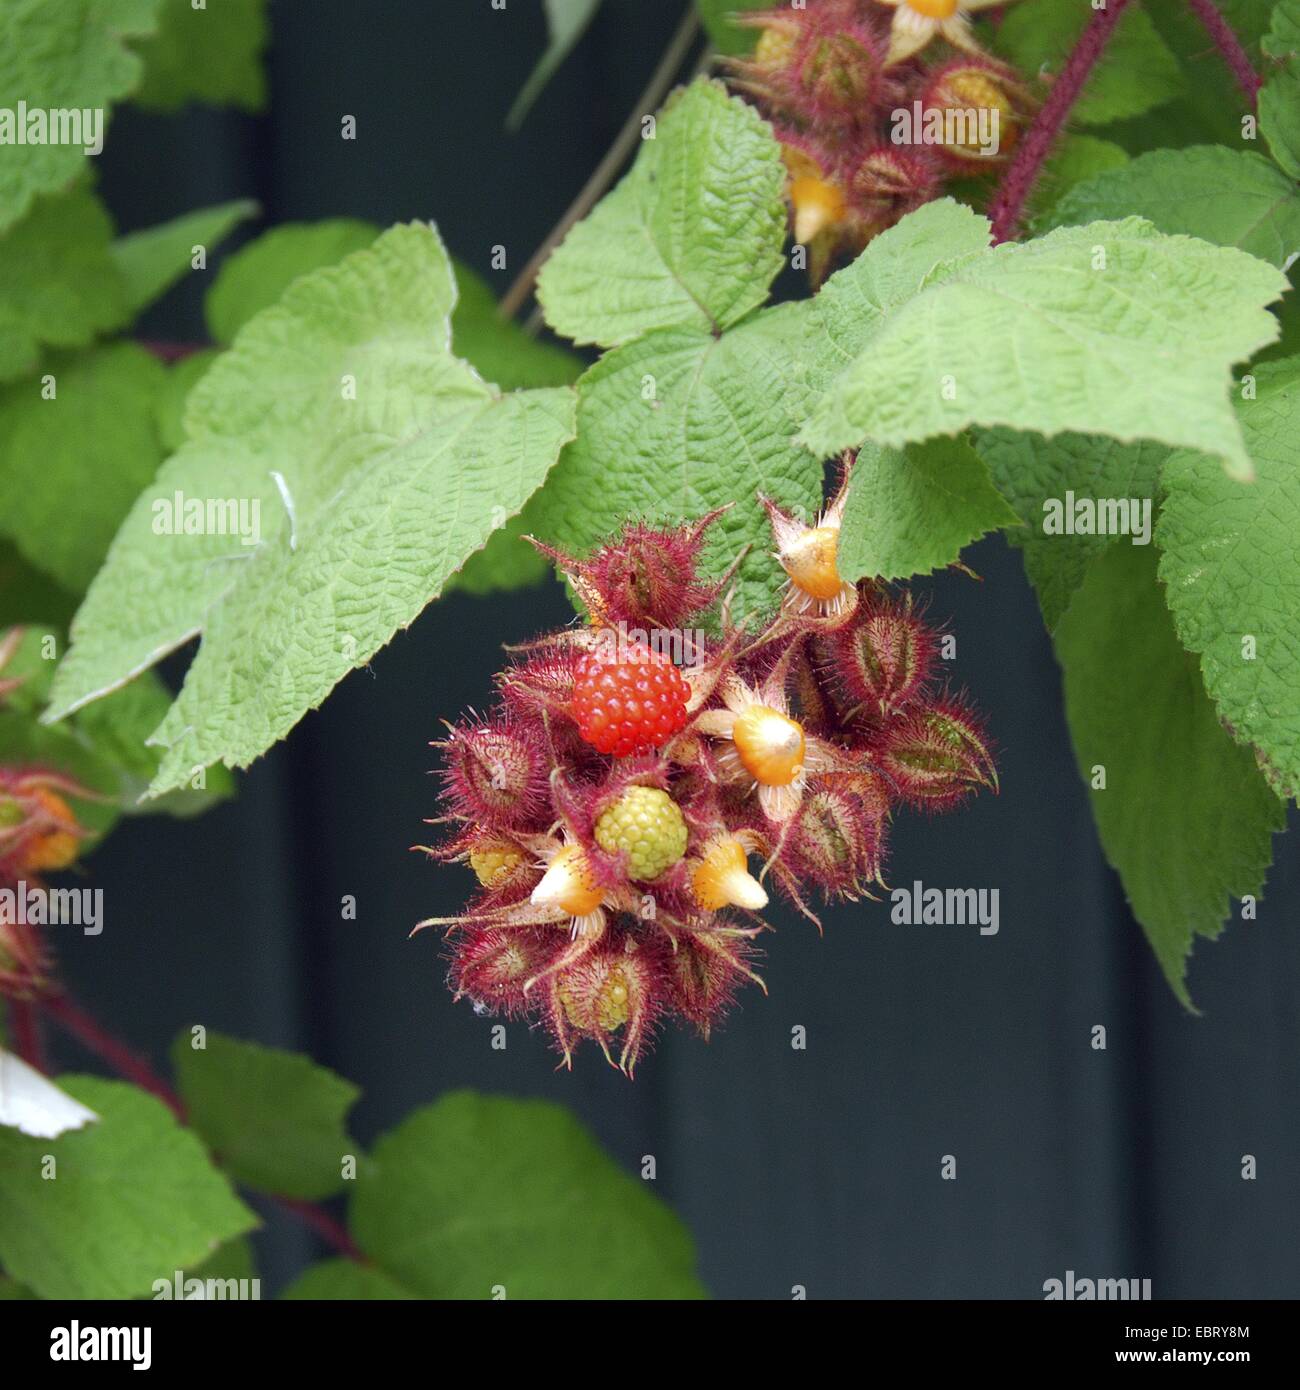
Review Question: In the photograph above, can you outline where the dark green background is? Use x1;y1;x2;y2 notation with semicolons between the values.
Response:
50;0;1300;1298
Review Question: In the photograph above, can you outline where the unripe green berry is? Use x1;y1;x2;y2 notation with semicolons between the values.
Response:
595;786;688;881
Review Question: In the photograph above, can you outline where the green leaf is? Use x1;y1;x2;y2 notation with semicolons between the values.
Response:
46;223;577;796
351;1091;706;1299
0;545;78;629
1054;544;1285;1007
281;1260;416;1300
1157;358;1300;799
1047;147;1300;270
973;429;1168;630
838;437;1019;582
0;0;160;232
1260;0;1300;178
697;0;768;54
0;190;130;383
450;259;582;391
799;202;1287;481
537;79;788;348
0;1076;256;1299
153;350;220;453
992;0;1184;125
523;303;826;620
0;344;166;592
171;1031;359;1200
507;0;604;129
1028;135;1130;229
110;199;257;317
130;0;268;112
205;218;381;345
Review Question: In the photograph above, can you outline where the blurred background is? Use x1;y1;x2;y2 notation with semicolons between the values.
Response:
45;0;1300;1298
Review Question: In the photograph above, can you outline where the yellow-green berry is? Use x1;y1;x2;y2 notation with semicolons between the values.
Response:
594;786;688;881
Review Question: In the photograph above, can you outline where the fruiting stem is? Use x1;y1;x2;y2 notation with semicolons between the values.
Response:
36;990;364;1263
498;5;701;322
1184;0;1262;104
987;0;1136;244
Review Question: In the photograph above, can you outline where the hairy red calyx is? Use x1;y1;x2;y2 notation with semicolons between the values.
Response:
419;461;996;1074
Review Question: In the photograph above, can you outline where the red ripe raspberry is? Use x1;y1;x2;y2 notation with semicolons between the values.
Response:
571;645;690;757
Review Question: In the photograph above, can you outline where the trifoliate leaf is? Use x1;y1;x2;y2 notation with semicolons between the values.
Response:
0;0;160;232
838;438;1019;582
0;1076;256;1299
205;218;381;345
110;199;257;317
1054;544;1284;1008
130;0;268;112
350;1091;706;1299
1047;147;1300;270
1260;1;1300;180
537;79;788;348
506;0;604;129
0;190;130;382
697;0;768;54
992;0;1184;125
0;344;166;593
281;1260;416;1300
973;429;1168;630
45;223;576;796
799;202;1287;480
171;1032;359;1200
523;303;826;620
1157;358;1300;799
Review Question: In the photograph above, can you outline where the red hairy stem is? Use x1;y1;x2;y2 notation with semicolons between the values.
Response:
8;998;49;1073
36;991;363;1263
987;0;1136;244
1185;0;1262;104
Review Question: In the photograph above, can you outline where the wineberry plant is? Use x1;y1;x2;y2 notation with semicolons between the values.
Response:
0;0;1297;1303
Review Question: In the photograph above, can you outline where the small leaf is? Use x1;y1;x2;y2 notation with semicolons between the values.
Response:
1054;545;1284;1007
1157;357;1300;799
171;1031;359;1200
130;0;268;112
537;79;788;348
350;1091;706;1299
0;1076;256;1299
507;0;604;129
1047;147;1300;270
838;437;1019;582
799;203;1286;480
111;200;258;317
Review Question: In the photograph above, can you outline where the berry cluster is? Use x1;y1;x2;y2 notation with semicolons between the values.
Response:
0;630;91;999
420;465;996;1075
725;0;1033;280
